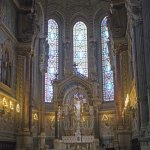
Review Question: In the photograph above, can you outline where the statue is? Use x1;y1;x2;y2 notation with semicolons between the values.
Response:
31;4;41;55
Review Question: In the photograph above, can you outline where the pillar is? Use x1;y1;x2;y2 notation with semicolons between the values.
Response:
120;46;129;108
132;18;149;131
115;50;123;126
93;106;99;139
38;36;49;149
142;0;150;126
38;72;46;150
16;52;33;150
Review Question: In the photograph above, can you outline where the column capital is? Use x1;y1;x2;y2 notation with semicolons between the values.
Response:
17;42;33;56
114;42;128;55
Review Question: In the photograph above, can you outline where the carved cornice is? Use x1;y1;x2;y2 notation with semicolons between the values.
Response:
0;83;16;98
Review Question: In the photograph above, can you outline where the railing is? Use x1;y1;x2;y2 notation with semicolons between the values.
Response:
62;135;94;143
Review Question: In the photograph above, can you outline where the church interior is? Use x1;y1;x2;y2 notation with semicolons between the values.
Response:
0;0;150;150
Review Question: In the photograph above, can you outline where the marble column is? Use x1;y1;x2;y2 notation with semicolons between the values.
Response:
16;55;26;150
142;0;150;125
16;52;33;150
38;72;46;150
120;47;129;106
115;50;123;126
24;53;31;131
38;36;49;149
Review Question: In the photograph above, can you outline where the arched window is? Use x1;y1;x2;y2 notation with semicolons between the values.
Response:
101;17;114;101
73;21;88;77
45;19;59;102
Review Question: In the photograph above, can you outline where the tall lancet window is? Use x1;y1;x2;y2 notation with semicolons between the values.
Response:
73;21;88;77
45;19;59;102
101;17;114;101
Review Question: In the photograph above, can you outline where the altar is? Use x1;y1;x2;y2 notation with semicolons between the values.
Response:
54;135;99;150
52;74;101;150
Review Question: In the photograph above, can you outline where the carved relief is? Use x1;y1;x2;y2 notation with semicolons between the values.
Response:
0;40;13;87
45;115;55;137
100;113;116;137
0;111;16;132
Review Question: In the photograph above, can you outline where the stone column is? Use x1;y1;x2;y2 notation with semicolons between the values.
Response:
120;46;129;106
142;0;150;125
125;0;149;132
16;55;26;150
38;36;49;150
132;20;149;130
16;55;24;130
29;53;34;134
16;52;33;150
23;52;32;146
24;53;30;128
38;72;46;150
115;49;123;126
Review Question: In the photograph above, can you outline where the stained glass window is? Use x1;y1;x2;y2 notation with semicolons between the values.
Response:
45;19;59;102
73;21;88;77
101;17;114;101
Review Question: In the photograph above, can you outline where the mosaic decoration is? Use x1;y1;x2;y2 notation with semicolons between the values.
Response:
101;17;114;101
45;19;59;102
73;21;88;77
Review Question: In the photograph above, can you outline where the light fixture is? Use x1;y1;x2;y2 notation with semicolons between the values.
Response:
0;96;4;114
10;101;14;110
49;115;55;128
102;114;109;121
33;113;38;121
3;97;8;108
0;95;21;114
16;104;20;113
